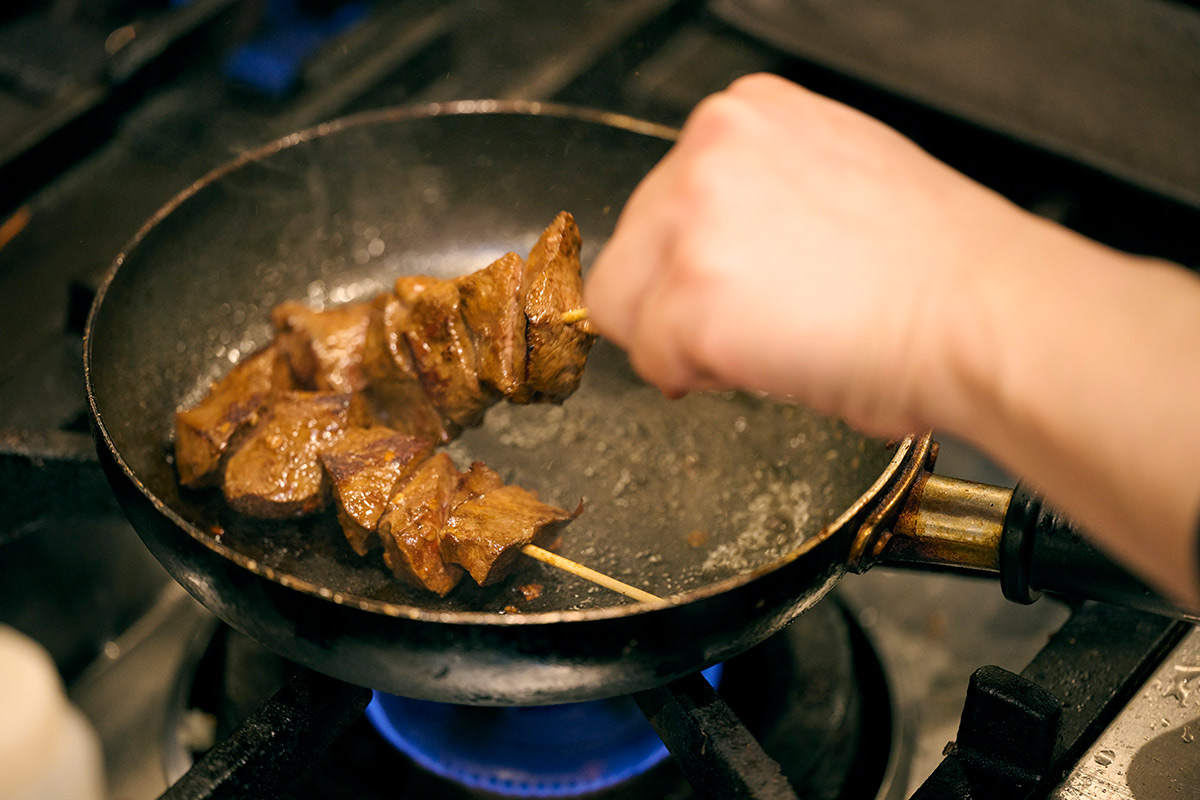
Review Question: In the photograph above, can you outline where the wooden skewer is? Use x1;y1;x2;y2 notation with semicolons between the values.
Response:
560;307;589;324
521;544;663;603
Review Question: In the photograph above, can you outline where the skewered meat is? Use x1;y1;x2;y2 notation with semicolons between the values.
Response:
272;300;375;393
359;295;450;444
378;458;571;595
441;484;576;586
222;391;368;518
456;461;505;499
320;426;433;555
393;275;497;431
514;211;594;403
377;452;466;596
175;211;592;484
455;251;526;397
174;212;592;596
174;344;294;488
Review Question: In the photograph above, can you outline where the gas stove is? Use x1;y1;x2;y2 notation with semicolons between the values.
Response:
143;589;901;799
1;2;1198;798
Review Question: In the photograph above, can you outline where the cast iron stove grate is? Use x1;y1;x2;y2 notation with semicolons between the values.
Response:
161;598;902;800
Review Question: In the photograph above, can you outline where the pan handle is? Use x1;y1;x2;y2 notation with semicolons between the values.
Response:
877;473;1194;620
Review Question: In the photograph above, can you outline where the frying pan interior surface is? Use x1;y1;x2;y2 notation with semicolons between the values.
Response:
87;104;894;620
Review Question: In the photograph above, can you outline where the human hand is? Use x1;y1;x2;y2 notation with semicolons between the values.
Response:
584;73;1039;437
587;73;1200;608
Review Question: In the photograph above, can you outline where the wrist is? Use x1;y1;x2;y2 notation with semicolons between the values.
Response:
928;211;1200;606
905;201;1050;441
927;209;1123;456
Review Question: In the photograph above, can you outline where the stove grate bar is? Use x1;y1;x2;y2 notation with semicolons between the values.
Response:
911;602;1189;799
634;669;799;799
158;668;371;800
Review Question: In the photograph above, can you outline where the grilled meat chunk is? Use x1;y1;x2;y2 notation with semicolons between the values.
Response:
454;251;526;397
515;211;595;403
271;300;374;394
377;452;465;596
394;275;498;431
320;426;432;555
440;482;574;586
359;294;449;444
456;461;505;499
378;456;573;594
174;344;293;488
175;213;594;595
222;391;366;518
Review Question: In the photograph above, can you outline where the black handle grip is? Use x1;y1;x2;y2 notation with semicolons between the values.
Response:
1000;483;1190;619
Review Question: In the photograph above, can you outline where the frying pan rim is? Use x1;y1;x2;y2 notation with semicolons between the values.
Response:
83;100;907;626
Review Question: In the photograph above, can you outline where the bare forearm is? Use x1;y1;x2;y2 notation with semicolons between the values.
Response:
931;216;1200;608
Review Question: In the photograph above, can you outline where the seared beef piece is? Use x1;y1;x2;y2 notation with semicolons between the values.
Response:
440;483;574;586
454;251;527;397
514;211;596;404
359;294;449;444
271;300;375;393
320;427;432;555
456;461;505;499
377;452;465;596
174;344;294;488
222;391;367;519
394;275;498;430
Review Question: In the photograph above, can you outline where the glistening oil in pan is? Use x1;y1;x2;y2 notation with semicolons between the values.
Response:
446;340;891;609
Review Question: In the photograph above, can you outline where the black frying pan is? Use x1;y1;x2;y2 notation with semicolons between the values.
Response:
84;103;1182;706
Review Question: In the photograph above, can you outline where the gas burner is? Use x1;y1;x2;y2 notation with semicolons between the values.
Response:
168;597;907;799
364;665;724;796
365;663;724;797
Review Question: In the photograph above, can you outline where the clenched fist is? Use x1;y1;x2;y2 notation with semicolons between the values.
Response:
584;73;1200;608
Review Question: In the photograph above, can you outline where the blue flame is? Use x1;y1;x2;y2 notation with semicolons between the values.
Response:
366;665;723;797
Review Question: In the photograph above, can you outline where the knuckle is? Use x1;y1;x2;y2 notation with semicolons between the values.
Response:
681;91;753;150
726;72;788;97
667;148;743;234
